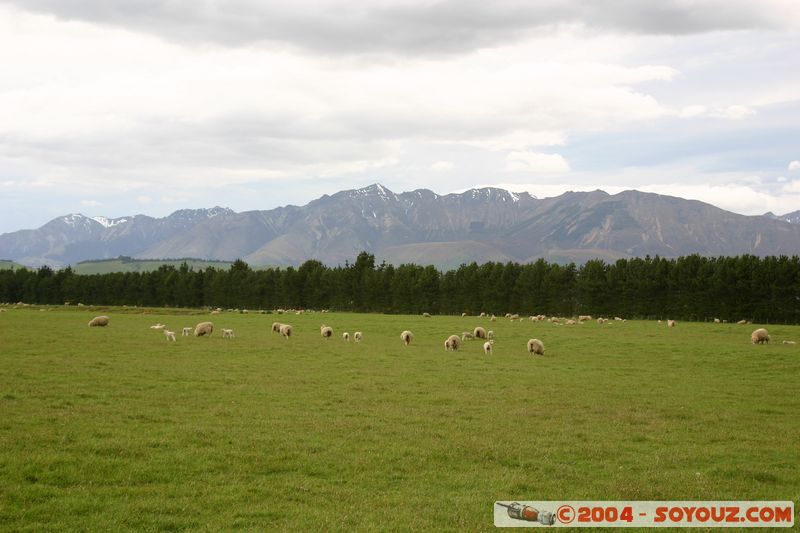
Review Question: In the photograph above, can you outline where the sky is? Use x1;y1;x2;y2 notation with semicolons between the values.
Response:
1;0;799;233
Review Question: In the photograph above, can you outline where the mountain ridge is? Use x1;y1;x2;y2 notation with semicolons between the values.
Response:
2;184;800;268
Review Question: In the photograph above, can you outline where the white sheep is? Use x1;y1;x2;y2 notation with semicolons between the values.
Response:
88;316;109;327
320;325;333;339
279;324;293;339
222;328;234;339
342;332;350;342
461;331;474;341
667;319;676;328
422;312;432;318
445;334;461;351
490;315;496;322
354;331;363;342
487;330;494;340
400;330;413;346
194;321;214;337
461;312;467;317
272;322;283;333
164;329;176;342
527;338;545;356
483;340;494;355
737;319;749;325
473;326;487;339
751;328;770;345
150;323;165;330
782;340;796;345
713;318;720;324
182;327;192;336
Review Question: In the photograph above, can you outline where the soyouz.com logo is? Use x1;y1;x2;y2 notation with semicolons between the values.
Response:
493;501;794;527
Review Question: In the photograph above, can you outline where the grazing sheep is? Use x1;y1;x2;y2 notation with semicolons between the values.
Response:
473;326;487;339
400;330;413;346
194;321;214;337
222;328;234;339
487;330;494;340
597;317;608;324
461;331;474;341
667;319;676;328
182;327;192;336
320;325;333;339
279;324;293;339
342;332;350;342
504;313;512;318
210;310;221;315
422;312;432;318
578;315;592;322
751;328;770;345
782;340;796;345
737;319;749;325
445;334;461;351
164;329;176;342
150;323;166;330
480;312;486;317
565;319;576;325
614;316;623;321
490;315;496;322
354;331;363;342
483;340;494;355
527;338;545;356
714;318;720;324
88;316;109;327
272;322;283;333
461;312;467;317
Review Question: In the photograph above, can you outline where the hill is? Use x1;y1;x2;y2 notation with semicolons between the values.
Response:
72;257;235;275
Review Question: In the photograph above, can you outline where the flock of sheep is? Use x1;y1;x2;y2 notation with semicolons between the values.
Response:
83;310;786;353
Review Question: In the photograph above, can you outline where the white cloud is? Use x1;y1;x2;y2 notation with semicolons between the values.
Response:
505;152;571;173
137;196;153;204
431;161;453;172
789;160;800;171
80;199;101;206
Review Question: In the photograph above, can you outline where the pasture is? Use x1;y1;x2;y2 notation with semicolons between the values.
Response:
1;307;798;531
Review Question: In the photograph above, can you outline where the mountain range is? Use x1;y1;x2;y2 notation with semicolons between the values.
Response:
3;184;800;269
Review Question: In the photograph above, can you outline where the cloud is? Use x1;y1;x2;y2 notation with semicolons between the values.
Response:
431;161;453;172
504;151;571;173
80;199;101;206
137;195;153;204
789;160;800;171
4;1;798;55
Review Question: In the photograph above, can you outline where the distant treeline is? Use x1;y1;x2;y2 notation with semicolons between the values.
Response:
1;252;799;323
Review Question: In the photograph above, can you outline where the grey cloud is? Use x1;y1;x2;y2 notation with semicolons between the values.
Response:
3;0;794;55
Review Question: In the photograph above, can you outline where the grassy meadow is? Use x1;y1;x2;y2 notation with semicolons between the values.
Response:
0;306;798;531
72;259;234;275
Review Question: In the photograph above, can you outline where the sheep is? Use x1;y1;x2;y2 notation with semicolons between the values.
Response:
461;312;467;317
597;317;608;324
342;332;350;342
279;324;293;339
150;323;166;330
565;319;576;325
509;313;520;321
487;330;494;340
578;315;592;322
614;316;623;321
527;338;545;356
354;331;363;342
782;340;796;345
164;329;176;342
667;319;676;328
400;330;413;346
461;331;474;341
751;328;770;345
473;326;487;339
182;327;192;336
483;340;494;355
88;316;109;327
222;328;234;339
210;310;221;315
713;318;721;324
445;334;461;351
320;325;333;339
504;313;512;318
194;321;214;337
479;312;486;317
422;312;432;318
737;319;749;325
490;314;496;322
273;322;286;333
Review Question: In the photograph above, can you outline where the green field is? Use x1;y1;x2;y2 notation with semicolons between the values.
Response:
1;307;798;530
72;259;234;275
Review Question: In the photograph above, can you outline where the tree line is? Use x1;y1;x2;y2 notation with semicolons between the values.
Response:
1;252;799;323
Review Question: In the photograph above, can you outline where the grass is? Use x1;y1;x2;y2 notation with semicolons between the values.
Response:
0;260;26;270
72;259;234;275
0;307;798;531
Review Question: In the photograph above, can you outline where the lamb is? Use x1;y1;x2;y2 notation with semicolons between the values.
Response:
737;319;749;325
445;334;461;351
667;319;676;328
222;328;234;339
490;315;496;322
473;326;487;339
483;340;494;355
164;329;176;342
182;327;192;336
461;331;474;341
422;312;432;318
354;331;363;342
565;319;576;325
479;312;486;317
320;325;333;339
150;323;166;330
487;330;494;340
527;338;545;356
400;330;413;346
210;310;221;315
461;312;467;317
751;328;770;345
509;313;520;321
342;332;350;342
194;321;214;337
713;318;720;324
88;315;109;327
578;315;592;322
782;340;796;345
279;324;293;339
